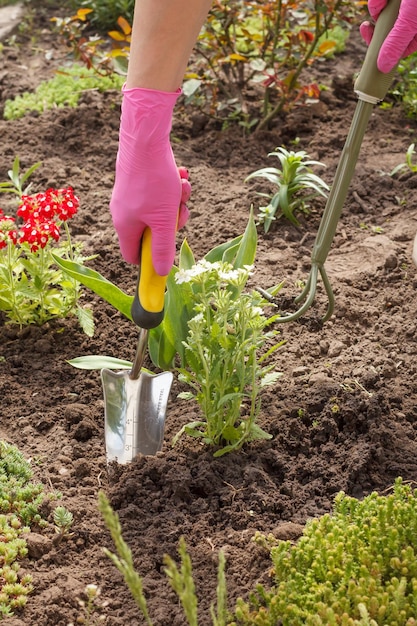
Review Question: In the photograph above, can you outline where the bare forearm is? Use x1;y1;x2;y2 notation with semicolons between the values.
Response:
126;0;213;91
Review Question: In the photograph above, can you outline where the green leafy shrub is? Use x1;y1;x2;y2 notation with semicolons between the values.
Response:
231;478;417;626
3;65;124;120
186;0;361;130
69;0;134;32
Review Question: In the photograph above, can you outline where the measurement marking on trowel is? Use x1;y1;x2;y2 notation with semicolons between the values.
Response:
157;389;165;417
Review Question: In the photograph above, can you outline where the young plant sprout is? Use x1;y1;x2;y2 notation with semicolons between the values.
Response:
246;146;329;231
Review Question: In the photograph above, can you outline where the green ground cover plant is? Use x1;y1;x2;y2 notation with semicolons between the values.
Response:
0;158;94;333
3;65;124;120
0;441;49;617
232;478;417;625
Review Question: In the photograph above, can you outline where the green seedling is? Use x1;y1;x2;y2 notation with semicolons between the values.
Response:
174;260;283;456
73;584;106;626
246;146;329;231
391;142;417;176
53;506;74;541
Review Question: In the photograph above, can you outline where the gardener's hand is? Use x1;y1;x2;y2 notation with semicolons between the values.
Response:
110;85;191;275
360;0;417;73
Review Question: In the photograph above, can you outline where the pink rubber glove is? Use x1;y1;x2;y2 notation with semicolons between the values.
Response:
110;85;191;274
360;0;417;73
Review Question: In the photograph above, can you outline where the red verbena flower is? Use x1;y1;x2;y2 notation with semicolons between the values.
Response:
50;187;79;221
17;187;79;223
19;217;60;253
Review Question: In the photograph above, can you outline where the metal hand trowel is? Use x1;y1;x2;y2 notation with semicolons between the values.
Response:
101;228;173;463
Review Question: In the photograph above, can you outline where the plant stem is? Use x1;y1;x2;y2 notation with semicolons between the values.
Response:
6;243;23;326
38;247;46;323
62;220;79;314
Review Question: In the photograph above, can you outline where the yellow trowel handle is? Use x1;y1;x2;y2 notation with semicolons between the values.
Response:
131;227;167;329
354;0;401;103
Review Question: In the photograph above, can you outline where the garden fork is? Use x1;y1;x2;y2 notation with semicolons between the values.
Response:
273;0;400;323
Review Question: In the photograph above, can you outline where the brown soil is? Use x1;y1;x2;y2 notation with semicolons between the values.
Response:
1;4;417;625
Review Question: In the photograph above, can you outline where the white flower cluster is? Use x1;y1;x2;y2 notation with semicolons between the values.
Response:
175;259;254;286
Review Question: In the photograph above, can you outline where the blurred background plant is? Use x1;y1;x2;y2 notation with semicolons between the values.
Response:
185;0;364;130
385;54;417;118
68;0;134;32
43;0;365;132
51;7;131;76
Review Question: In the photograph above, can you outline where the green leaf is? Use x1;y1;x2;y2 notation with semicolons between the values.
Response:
221;242;241;264
221;424;243;441
233;208;257;269
179;238;196;271
204;235;243;263
260;371;282;387
51;254;133;321
177;391;194;400
76;305;95;337
68;355;133;370
172;421;206;446
217;392;242;406
149;267;192;369
247;422;272;441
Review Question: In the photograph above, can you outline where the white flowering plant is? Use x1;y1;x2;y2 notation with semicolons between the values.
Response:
173;259;283;456
54;211;263;371
55;212;284;455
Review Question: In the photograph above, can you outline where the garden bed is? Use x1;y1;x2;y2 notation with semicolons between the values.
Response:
1;3;417;625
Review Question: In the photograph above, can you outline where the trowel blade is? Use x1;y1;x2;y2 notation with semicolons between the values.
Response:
101;368;174;463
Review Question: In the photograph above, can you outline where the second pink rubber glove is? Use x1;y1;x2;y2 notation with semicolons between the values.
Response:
110;85;191;275
360;0;417;73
